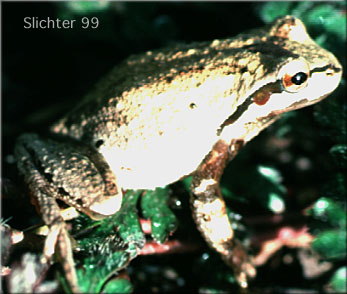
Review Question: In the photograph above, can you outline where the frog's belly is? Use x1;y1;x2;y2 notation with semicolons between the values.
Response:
99;133;218;190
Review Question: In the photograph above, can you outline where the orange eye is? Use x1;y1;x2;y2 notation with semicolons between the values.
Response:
278;58;310;93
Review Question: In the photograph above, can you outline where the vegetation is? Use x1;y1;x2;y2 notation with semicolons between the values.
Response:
2;2;345;293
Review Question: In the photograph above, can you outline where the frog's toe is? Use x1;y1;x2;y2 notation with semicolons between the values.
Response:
42;223;62;264
55;224;79;293
235;259;256;288
42;222;79;292
42;223;79;286
223;239;256;288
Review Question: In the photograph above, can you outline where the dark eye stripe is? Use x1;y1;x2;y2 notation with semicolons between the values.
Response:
311;64;342;74
217;80;282;135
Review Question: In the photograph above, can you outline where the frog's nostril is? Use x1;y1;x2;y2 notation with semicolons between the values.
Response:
326;65;336;76
189;102;197;109
95;139;104;148
76;198;83;207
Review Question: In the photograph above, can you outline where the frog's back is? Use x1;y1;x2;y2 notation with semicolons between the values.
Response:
51;43;243;188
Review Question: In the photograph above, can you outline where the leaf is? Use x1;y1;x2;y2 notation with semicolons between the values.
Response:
312;229;346;259
113;190;146;258
77;251;129;293
329;144;347;169
74;190;145;292
329;267;347;293
102;278;133;294
141;187;177;244
308;197;346;229
258;2;292;23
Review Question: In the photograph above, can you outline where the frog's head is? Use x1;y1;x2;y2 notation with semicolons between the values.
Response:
250;52;342;116
223;16;342;133
258;15;343;114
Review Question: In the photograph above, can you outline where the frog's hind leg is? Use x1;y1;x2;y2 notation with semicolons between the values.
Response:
190;140;256;288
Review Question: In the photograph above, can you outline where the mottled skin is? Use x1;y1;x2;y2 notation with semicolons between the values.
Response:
15;16;342;291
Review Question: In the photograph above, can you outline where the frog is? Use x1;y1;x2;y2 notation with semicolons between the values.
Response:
14;15;342;292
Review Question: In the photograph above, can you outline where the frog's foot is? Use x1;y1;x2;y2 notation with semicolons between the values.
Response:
42;221;79;293
221;239;256;288
191;185;256;287
191;140;256;288
41;223;62;264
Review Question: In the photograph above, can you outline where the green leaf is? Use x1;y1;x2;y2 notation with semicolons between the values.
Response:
141;187;177;244
63;1;110;15
322;174;347;202
181;176;192;191
77;251;129;293
113;190;146;258
74;190;145;292
257;166;283;187
268;193;285;214
314;96;346;144
258;2;292;23
312;229;346;259
330;144;347;169
305;4;347;40
329;267;347;293
102;278;133;293
256;166;286;213
223;164;287;213
308;197;346;229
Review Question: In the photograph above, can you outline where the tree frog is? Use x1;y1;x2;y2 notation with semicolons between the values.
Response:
15;16;342;291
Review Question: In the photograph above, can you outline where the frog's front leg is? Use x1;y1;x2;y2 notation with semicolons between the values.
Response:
15;133;123;292
190;140;256;288
15;144;79;292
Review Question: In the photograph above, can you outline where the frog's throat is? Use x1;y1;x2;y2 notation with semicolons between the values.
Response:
217;79;282;136
88;194;123;219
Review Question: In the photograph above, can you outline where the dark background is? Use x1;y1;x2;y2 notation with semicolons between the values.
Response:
2;2;346;293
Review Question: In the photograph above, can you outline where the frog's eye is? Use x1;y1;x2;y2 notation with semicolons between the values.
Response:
290;72;308;85
278;59;310;93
